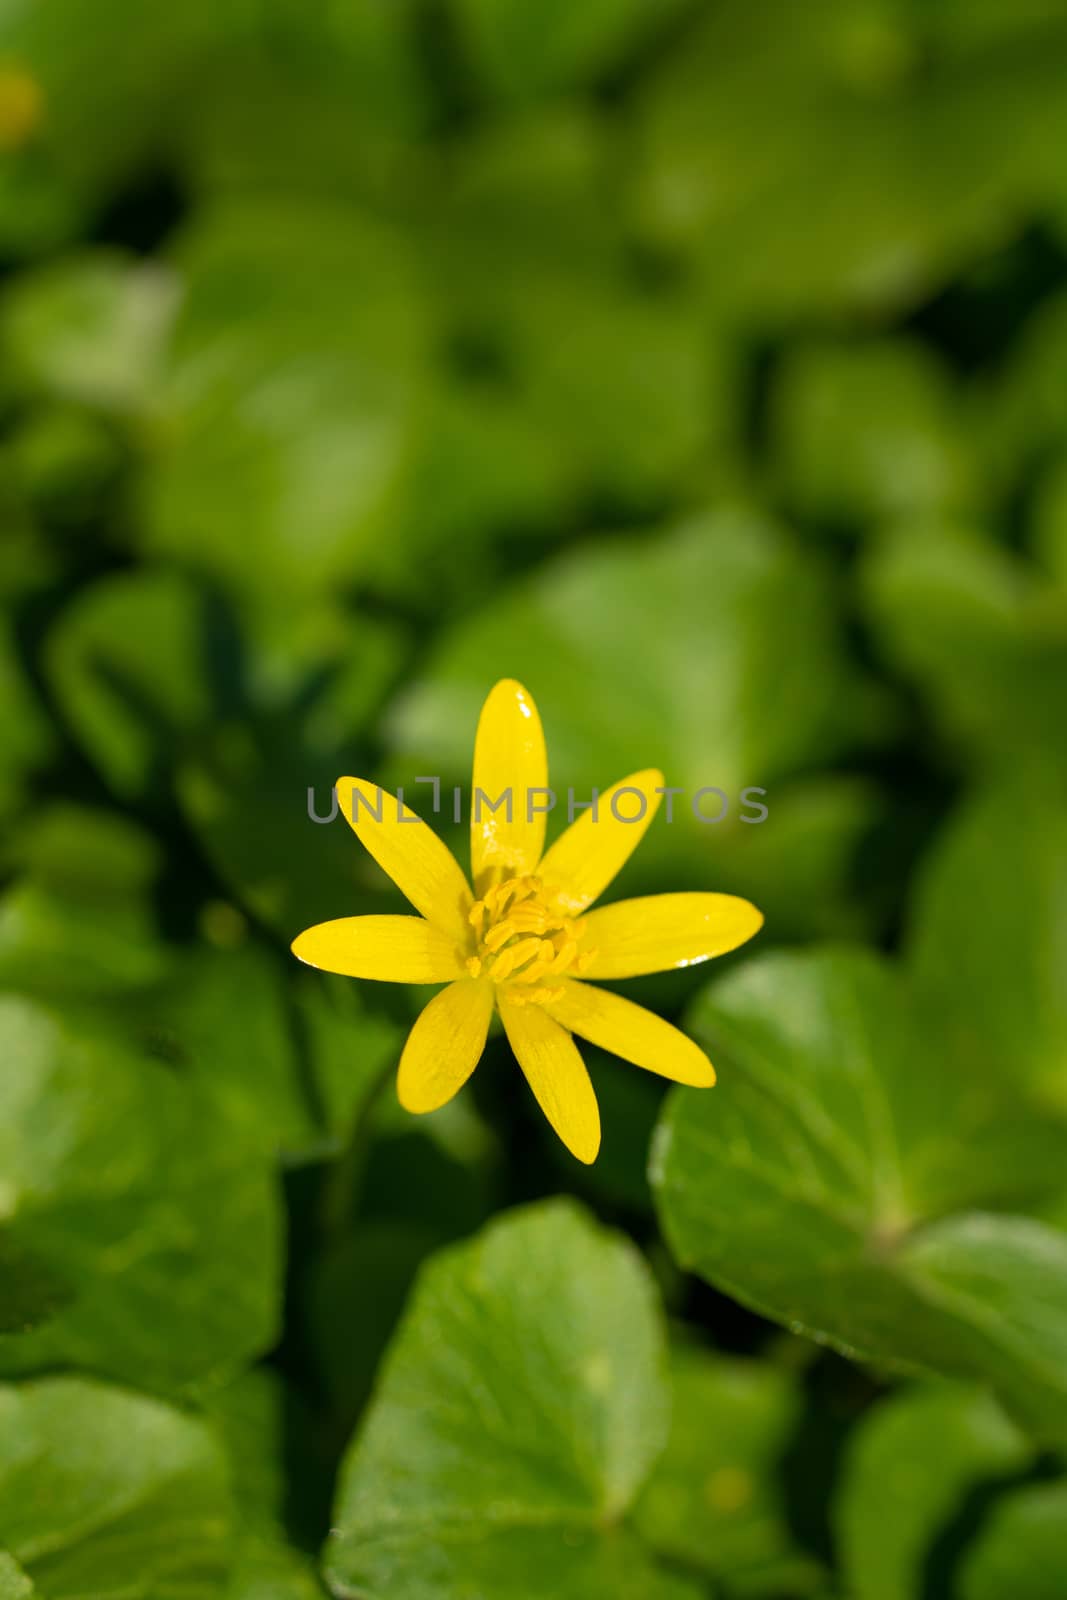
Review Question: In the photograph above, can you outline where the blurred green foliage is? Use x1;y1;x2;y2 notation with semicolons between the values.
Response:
3;0;1067;1594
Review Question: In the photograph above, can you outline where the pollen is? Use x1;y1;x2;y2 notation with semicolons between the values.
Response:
467;873;596;1004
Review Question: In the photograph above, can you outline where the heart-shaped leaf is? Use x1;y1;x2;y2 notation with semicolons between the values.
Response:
834;1383;1032;1600
0;1376;231;1600
652;949;1067;1442
326;1199;701;1600
0;996;282;1395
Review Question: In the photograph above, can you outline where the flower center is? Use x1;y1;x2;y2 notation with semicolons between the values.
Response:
466;874;596;1006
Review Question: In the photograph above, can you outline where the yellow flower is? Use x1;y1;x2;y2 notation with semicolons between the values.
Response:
0;65;44;152
291;679;763;1163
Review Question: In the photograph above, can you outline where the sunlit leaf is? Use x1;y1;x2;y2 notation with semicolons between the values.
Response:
327;1199;700;1600
959;1480;1067;1600
834;1383;1032;1600
771;339;976;527
0;1376;232;1599
863;523;1067;775
906;779;1067;1113
652;949;1067;1442
0;806;171;999
142;201;426;606
635;1344;826;1596
0;995;282;1394
1;251;177;413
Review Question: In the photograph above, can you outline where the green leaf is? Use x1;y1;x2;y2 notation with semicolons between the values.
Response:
291;972;402;1144
227;1545;324;1600
306;1096;499;1429
0;1375;232;1599
770;339;975;527
0;806;172;1000
989;289;1067;487
907;779;1067;1114
1031;453;1067;589
959;1481;1067;1600
179;0;427;187
119;946;399;1162
204;1369;327;1600
45;570;229;801
0;1236;70;1335
0;1553;33;1599
834;1383;1032;1600
419;112;734;513
326;1199;700;1600
0;145;83;262
634;1345;826;1596
141;201;426;606
0;623;54;829
205;1368;308;1539
6;404;125;537
490;270;715;509
632;6;1067;320
305;1220;451;1437
127;944;316;1152
3;0;230;200
47;564;403;809
450;0;674;101
50;584;395;948
862;523;1067;774
651;948;1067;1440
387;510;889;889
721;774;891;943
385;508;896;943
377;375;573;608
0;995;282;1394
1;251;177;413
178;717;385;939
43;565;408;953
898;1214;1067;1441
916;0;1067;56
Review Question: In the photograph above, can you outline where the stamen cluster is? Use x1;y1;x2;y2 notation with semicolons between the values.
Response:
466;874;596;1005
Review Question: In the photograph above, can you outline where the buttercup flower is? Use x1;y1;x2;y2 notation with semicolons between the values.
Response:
291;680;763;1162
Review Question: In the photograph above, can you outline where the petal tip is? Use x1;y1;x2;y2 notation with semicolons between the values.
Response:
573;1134;601;1165
396;1081;432;1115
485;677;539;720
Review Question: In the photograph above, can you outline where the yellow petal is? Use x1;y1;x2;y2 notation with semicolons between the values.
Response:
291;915;464;982
537;769;663;913
337;777;473;944
398;977;494;1113
499;991;600;1164
470;679;548;894
581;892;764;978
545;979;715;1086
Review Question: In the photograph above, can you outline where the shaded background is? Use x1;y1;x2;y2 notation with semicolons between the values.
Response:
2;1;1067;1596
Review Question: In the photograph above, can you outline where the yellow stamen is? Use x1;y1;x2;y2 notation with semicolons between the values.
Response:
524;984;565;1006
469;873;594;1006
550;939;577;974
509;905;550;933
489;946;520;980
484;918;518;952
502;936;544;972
